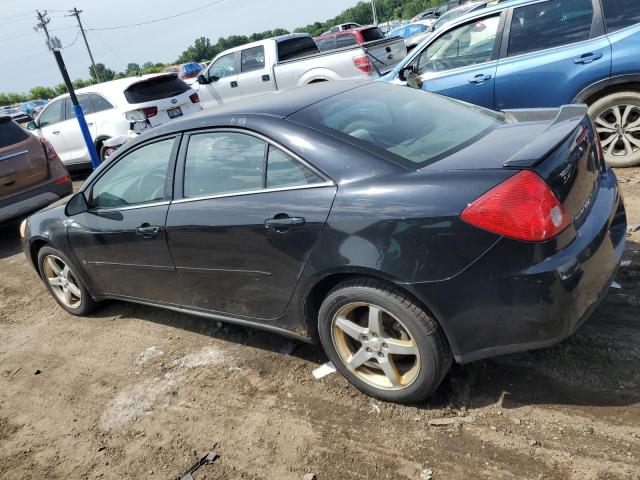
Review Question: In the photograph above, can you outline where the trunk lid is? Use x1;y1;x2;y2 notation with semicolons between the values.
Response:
421;105;602;229
0;118;48;199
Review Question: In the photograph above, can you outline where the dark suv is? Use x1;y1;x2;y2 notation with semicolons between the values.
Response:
0;116;72;223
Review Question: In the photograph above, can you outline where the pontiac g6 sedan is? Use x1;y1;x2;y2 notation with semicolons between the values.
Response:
21;82;626;403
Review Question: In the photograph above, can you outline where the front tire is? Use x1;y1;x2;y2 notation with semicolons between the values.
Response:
588;91;640;167
37;246;98;316
318;278;452;403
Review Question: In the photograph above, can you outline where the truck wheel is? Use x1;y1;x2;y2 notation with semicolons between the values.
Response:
317;278;452;403
588;91;640;167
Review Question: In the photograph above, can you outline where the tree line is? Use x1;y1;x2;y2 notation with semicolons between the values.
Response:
1;0;437;106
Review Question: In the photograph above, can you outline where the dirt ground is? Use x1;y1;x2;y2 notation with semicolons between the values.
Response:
0;170;639;480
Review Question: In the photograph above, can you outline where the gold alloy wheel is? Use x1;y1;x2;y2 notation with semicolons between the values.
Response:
331;302;420;390
43;255;82;309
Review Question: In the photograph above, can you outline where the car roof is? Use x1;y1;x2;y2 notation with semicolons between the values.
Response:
149;80;370;136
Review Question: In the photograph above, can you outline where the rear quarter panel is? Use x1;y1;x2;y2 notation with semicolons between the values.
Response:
608;22;640;76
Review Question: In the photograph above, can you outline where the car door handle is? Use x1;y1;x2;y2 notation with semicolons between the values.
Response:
87;122;94;126
574;52;603;64
262;74;270;82
469;73;492;84
265;216;305;232
230;80;238;88
52;130;60;135
135;224;161;239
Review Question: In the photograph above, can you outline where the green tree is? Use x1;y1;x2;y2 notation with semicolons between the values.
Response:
89;63;116;83
53;83;68;96
125;62;141;76
140;62;165;74
28;86;56;100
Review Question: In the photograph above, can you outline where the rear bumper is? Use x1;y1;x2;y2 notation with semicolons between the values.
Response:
0;178;72;223
408;170;627;363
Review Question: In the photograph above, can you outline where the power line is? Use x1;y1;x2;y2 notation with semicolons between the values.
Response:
85;0;227;31
61;28;82;49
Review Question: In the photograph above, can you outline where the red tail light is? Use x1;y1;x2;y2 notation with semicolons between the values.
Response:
141;106;158;118
353;55;372;73
189;92;200;103
55;175;71;185
460;171;570;242
40;137;57;161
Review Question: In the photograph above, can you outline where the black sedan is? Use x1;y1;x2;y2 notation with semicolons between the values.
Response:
21;82;627;403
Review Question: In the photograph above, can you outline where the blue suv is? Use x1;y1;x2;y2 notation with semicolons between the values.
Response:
386;0;640;167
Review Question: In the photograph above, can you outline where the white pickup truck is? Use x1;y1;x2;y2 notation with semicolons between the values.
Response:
195;33;407;109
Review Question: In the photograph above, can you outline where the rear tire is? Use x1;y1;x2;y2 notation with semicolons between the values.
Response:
37;246;98;316
588;91;640;167
317;278;452;403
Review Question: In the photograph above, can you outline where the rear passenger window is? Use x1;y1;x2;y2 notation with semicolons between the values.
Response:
123;76;190;104
184;132;265;198
336;34;358;48
241;46;265;72
90;94;114;113
266;146;322;189
0;118;29;148
602;0;640;32
508;0;593;57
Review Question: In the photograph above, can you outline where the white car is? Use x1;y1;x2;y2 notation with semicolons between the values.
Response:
27;74;201;169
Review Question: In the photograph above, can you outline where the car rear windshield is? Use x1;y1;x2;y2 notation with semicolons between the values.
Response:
0;117;29;148
277;37;320;61
123;76;191;104
291;84;504;167
360;27;385;42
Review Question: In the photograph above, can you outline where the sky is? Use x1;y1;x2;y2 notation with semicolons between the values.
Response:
0;0;361;93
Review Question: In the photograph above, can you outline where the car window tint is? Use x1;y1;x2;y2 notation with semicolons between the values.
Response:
602;0;640;32
184;132;265;198
123;76;190;104
241;46;265;72
336;33;358;48
90;138;175;209
292;83;503;166
508;0;593;57
64;94;94;119
315;36;337;51
266;146;322;189
209;53;236;79
417;15;500;74
90;94;114;113
0;118;29;148
277;36;320;61
361;27;385;41
38;100;64;127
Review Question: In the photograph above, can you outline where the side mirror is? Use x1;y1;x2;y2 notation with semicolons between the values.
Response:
26;121;37;130
197;73;209;85
398;65;417;82
65;192;89;216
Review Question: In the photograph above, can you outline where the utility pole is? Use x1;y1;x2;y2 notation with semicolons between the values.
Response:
34;12;101;169
68;7;100;82
371;0;378;25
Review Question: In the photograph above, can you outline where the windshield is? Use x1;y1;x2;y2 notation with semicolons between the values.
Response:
291;83;503;167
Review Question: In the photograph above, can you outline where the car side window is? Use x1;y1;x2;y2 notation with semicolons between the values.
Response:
266;146;322;189
38;100;64;127
89;94;114;113
416;15;500;74
508;0;593;57
184;132;265;198
602;0;640;32
209;53;236;79
64;94;94;119
241;46;265;73
90;138;175;209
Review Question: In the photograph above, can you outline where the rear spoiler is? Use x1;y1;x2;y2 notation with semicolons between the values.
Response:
502;104;588;168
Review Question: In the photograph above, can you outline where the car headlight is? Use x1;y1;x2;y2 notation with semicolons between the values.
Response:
19;219;27;238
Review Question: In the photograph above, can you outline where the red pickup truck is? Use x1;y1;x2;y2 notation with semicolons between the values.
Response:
314;26;386;51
